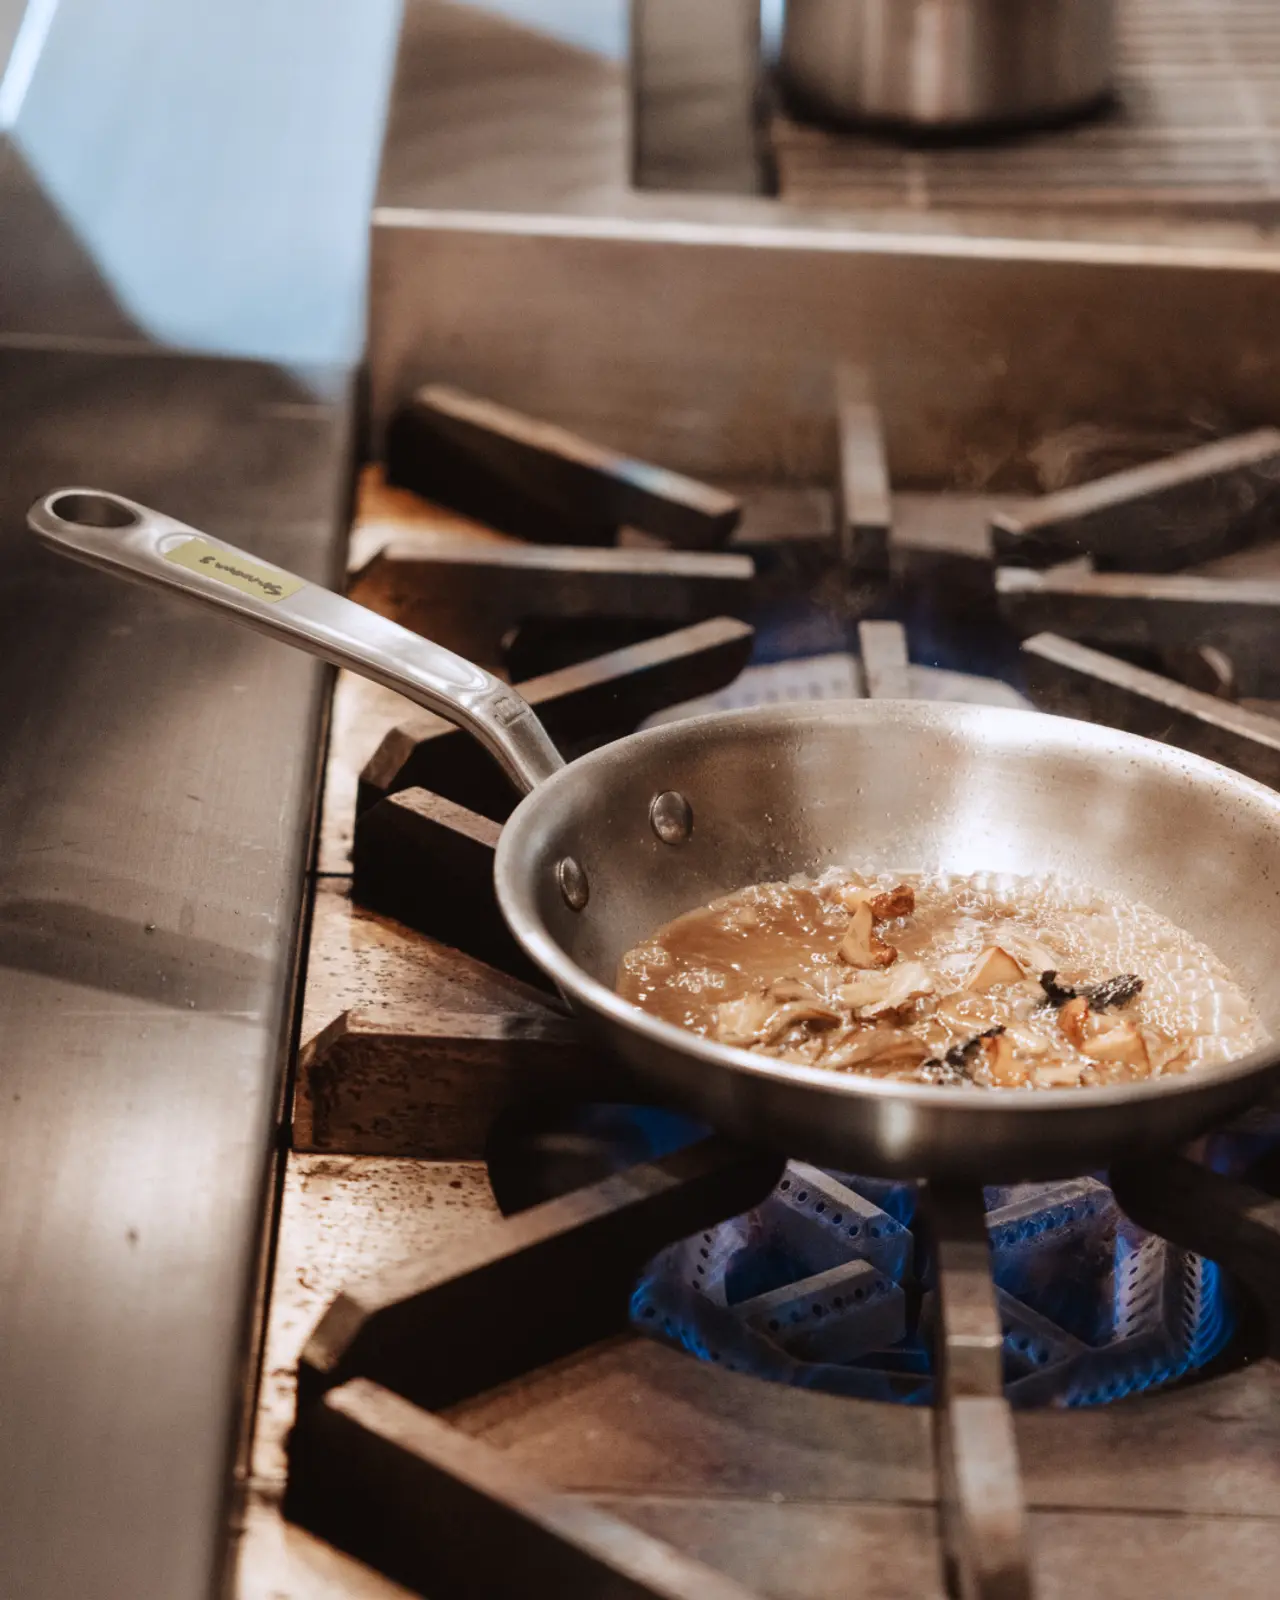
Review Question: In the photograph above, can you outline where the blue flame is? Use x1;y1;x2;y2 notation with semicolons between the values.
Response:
630;1160;1244;1409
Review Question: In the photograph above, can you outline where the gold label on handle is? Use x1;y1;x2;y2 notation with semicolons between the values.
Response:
164;538;305;603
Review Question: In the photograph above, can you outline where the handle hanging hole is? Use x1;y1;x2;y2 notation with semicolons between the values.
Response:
48;492;140;530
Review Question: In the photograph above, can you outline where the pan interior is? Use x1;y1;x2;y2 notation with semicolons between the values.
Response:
501;702;1280;1048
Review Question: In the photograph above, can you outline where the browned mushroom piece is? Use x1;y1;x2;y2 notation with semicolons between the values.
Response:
1051;991;1151;1072
837;900;898;969
870;883;916;920
979;1029;1029;1087
1058;994;1090;1048
963;944;1026;992
1082;1019;1150;1070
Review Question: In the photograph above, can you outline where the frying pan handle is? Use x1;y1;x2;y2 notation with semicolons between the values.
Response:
27;488;566;795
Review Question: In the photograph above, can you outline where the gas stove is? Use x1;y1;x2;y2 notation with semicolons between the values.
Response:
233;25;1280;1579
233;351;1280;1598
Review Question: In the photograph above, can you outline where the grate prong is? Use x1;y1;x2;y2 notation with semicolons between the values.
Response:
927;1181;1035;1600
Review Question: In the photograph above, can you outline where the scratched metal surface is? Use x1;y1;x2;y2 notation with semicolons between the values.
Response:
0;347;353;1600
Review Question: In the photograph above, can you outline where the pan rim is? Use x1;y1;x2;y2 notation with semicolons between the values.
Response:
496;699;1280;1116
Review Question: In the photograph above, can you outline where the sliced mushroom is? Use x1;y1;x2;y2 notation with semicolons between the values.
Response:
768;999;844;1038
998;932;1060;977
833;969;890;1008
932;1024;1006;1077
820;1026;930;1073
713;993;777;1046
1082;1019;1150;1070
1034;1060;1084;1088
963;945;1026;992
714;991;843;1048
978;1029;1029;1088
870;884;915;920
837;900;898;969
766;977;820;1003
1058;995;1090;1048
829;880;914;919
836;960;936;1017
1053;994;1151;1071
1004;1023;1051;1058
1157;1047;1192;1076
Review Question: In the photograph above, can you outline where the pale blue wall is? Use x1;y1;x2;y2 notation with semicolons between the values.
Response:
1;0;777;362
4;0;402;365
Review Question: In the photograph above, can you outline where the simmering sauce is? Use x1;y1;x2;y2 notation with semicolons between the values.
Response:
616;871;1265;1089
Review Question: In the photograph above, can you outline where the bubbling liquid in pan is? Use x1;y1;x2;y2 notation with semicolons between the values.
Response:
615;871;1266;1090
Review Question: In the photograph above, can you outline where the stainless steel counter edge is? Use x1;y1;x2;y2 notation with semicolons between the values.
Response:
0;346;355;1600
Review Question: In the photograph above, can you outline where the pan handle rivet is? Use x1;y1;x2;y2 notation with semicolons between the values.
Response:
650;791;693;845
556;856;589;912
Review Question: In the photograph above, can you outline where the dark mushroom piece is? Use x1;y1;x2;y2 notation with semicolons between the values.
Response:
923;1024;1007;1080
1088;973;1144;1010
1039;970;1079;1007
1039;969;1144;1011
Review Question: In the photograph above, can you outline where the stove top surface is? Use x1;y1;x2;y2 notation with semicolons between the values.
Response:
237;409;1280;1597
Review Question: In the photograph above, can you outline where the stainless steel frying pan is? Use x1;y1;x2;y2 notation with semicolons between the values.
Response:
29;488;1280;1181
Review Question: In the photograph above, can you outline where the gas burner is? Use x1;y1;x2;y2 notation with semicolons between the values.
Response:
263;371;1280;1600
631;1163;1248;1410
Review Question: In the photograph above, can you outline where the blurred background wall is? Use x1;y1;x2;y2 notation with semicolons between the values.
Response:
1;0;403;365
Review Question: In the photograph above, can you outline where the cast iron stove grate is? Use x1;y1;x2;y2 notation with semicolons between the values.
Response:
281;378;1280;1600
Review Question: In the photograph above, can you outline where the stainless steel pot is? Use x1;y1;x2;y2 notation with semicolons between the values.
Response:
779;0;1116;131
30;488;1280;1182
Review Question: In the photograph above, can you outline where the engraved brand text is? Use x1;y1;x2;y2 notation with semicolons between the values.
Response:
199;553;284;597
